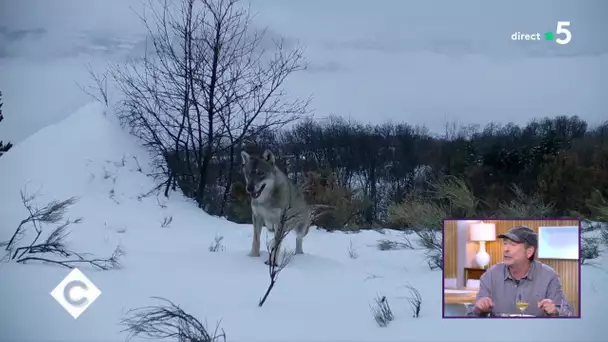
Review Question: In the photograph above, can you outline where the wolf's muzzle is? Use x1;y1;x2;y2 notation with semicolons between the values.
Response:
248;184;266;199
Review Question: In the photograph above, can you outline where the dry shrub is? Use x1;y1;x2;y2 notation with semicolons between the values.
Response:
302;169;370;230
387;175;477;231
497;184;554;218
387;195;448;231
587;189;608;222
429;175;478;217
226;181;252;223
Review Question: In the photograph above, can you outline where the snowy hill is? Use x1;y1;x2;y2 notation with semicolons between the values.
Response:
0;103;605;341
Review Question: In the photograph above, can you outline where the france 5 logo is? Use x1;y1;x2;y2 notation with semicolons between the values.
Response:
549;21;572;45
511;21;572;45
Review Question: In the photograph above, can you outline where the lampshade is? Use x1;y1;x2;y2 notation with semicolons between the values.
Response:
469;222;496;242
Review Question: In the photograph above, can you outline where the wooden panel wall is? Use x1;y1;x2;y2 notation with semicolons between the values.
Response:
443;219;580;316
443;220;458;278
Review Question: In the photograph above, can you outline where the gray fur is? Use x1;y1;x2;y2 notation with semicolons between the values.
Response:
241;149;312;259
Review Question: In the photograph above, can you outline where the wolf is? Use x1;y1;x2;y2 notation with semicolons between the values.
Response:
241;149;312;263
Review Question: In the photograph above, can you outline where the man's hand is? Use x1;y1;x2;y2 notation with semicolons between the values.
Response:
538;299;558;315
474;297;494;313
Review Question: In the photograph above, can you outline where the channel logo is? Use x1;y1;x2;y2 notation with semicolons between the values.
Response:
511;21;572;45
50;268;101;319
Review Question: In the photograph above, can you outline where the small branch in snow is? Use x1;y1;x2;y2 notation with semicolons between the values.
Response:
103;167;112;180
208;235;225;252
258;201;296;307
404;283;422;318
348;239;359;259
3;187;123;271
132;156;144;173
364;273;383;281
4;187;77;257
109;189;120;204
377;238;413;251
120;296;226;342
370;295;394;327
18;245;124;270
415;229;443;270
161;215;173;228
156;196;168;209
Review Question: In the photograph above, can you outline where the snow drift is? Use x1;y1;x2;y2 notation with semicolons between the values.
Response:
0;103;604;341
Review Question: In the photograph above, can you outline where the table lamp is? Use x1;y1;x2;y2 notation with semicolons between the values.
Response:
469;222;496;268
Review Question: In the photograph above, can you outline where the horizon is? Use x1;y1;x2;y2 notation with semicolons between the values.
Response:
0;0;606;143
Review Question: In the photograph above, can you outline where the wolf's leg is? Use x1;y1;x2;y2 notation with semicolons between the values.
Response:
295;236;303;255
249;214;262;257
265;224;283;266
272;228;283;266
294;221;310;254
266;223;276;233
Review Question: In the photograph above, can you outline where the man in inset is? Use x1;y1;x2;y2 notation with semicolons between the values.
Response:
469;226;574;317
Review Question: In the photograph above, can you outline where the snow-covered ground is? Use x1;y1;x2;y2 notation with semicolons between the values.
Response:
0;103;605;341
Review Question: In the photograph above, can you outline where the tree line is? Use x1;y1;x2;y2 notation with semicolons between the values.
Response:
202;115;608;229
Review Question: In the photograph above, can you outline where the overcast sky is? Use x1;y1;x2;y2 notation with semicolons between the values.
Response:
0;0;606;143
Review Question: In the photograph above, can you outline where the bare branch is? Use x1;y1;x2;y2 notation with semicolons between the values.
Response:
404;283;422;318
4;185;78;256
76;63;109;106
347;239;359;259
258;195;298;307
370;295;394;327
17;245;124;271
377;238;413;251
120;296;226;342
208;234;225;252
414;229;443;270
3;186;123;270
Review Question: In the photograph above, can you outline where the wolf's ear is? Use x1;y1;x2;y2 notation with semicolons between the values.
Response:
262;149;275;165
241;151;250;165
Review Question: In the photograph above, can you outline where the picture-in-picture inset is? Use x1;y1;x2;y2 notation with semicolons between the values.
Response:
442;218;581;318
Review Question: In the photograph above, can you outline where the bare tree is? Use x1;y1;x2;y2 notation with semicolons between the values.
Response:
112;0;202;198
111;0;309;211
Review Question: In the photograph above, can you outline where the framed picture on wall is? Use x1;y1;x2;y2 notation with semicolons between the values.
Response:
537;226;579;260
